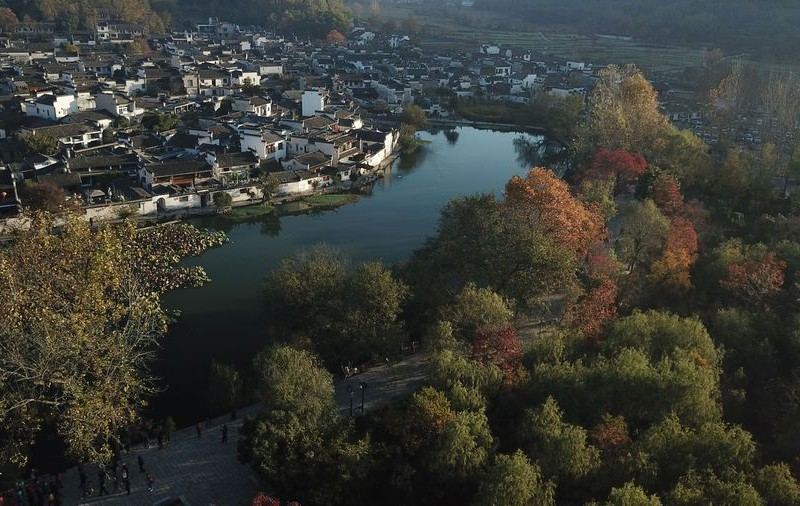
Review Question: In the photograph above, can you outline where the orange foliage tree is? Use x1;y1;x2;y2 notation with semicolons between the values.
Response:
506;167;606;260
649;218;699;294
563;279;618;339
720;252;787;304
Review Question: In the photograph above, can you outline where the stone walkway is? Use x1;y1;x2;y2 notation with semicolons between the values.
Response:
61;353;429;506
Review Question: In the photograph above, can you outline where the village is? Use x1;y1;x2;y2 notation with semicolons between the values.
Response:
0;14;784;229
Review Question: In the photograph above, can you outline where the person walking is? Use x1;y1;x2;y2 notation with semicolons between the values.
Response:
97;469;108;497
78;467;87;498
157;434;164;450
146;473;155;493
137;455;145;473
196;422;202;438
121;463;130;495
221;424;228;443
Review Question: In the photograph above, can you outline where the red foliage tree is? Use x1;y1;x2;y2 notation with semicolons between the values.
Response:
589;415;631;458
470;325;523;384
583;148;648;185
0;8;18;32
251;493;281;506
563;279;618;339
326;30;347;45
721;252;787;304
506;167;606;259
649;218;699;293
651;173;684;218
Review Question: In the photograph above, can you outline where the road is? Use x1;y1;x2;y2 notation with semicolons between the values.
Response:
60;353;429;506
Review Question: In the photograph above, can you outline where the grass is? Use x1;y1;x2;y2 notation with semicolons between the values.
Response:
303;194;360;207
222;204;274;221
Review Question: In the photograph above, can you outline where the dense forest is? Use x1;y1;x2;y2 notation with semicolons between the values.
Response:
1;0;352;36
233;65;800;504
475;0;800;59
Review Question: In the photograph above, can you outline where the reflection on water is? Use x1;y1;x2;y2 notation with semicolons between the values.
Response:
513;135;567;175
444;129;460;145
152;127;544;424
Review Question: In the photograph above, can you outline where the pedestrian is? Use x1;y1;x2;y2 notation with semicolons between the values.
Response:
221;424;228;443
78;467;87;498
121;463;130;495
146;473;155;493
196;422;202;438
157;433;164;450
137;455;145;473
97;469;108;496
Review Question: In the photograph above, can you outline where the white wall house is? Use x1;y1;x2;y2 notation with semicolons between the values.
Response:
301;90;327;117
95;92;144;119
24;94;77;120
232;96;272;117
239;125;287;161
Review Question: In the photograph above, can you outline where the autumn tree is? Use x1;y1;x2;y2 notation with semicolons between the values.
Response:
650;173;684;218
648;218;699;295
470;325;523;384
720;252;786;305
563;278;618;339
0;213;166;464
577;64;668;155
582;148;648;188
506;167;606;260
326;29;347;45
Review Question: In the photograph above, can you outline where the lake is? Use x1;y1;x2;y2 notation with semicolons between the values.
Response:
153;126;544;424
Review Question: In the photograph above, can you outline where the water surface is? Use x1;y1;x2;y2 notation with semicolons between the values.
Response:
154;127;541;424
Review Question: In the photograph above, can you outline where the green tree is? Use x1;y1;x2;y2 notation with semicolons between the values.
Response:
519;396;600;480
0;213;166;464
616;199;670;273
207;361;242;415
141;112;179;132
604;483;662;506
754;464;800;506
22;134;59;156
401;104;428;130
241;344;369;505
439;283;514;339
253;345;335;421
475;450;555;506
212;191;232;213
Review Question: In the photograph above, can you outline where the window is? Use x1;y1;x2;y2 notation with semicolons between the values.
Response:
178;196;189;202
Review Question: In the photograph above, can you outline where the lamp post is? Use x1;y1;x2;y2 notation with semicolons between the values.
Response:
347;384;354;417
359;382;367;413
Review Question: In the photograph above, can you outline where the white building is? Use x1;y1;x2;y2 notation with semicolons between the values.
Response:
232;96;272;117
301;90;327;117
95;92;144;119
24;94;78;120
239;125;287;161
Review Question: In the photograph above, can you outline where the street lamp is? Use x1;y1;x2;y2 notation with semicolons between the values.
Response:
347;384;354;417
359;382;367;413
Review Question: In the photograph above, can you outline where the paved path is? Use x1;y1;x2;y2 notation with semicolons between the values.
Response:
61;353;429;506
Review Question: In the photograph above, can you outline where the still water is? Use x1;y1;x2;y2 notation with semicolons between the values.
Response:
154;127;543;424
